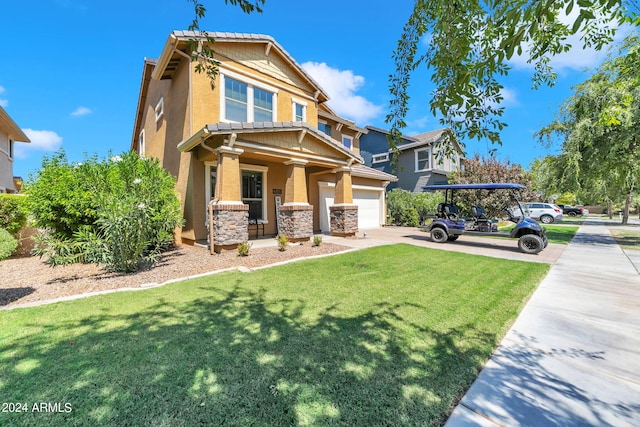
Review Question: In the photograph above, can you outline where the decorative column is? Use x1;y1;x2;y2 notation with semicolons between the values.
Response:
279;158;313;241
211;146;248;252
330;166;358;236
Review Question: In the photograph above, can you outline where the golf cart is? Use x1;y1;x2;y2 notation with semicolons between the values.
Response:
421;183;548;254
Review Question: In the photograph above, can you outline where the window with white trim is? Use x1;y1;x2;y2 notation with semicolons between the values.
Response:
138;130;145;158
292;101;306;122
155;97;164;122
372;153;389;164
342;135;353;150
415;148;431;171
223;75;275;123
9;139;14;160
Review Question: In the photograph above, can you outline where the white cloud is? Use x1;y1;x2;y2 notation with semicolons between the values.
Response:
500;87;519;107
301;61;382;124
71;106;92;117
14;129;63;159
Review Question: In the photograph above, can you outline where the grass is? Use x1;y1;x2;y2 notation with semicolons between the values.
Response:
609;228;640;251
0;244;549;426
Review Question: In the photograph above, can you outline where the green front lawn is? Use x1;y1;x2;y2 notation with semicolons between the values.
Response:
0;244;549;426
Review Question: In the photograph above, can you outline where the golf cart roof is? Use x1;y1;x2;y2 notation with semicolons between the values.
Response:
422;183;525;191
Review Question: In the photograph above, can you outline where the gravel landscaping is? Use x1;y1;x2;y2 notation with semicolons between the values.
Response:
0;241;350;309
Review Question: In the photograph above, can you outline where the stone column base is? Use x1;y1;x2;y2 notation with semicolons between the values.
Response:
212;203;248;253
278;204;313;242
330;204;358;236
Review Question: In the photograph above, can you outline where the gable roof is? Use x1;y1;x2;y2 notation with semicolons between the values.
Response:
177;121;364;165
152;31;329;103
0;106;30;143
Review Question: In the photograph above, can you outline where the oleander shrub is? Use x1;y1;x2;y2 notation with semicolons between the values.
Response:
0;228;18;261
0;194;28;236
24;150;183;272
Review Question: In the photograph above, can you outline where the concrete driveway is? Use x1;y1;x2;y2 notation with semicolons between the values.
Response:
326;226;566;264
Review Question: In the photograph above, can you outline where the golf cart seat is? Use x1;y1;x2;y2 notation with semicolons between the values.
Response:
438;203;460;220
472;205;498;232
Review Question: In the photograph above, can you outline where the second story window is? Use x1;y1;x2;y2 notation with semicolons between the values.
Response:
223;75;275;123
372;153;389;164
292;98;307;122
415;148;431;171
155;97;164;122
342;135;353;149
138;130;145;158
318;122;331;137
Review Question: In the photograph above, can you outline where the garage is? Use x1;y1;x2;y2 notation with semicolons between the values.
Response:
318;182;386;233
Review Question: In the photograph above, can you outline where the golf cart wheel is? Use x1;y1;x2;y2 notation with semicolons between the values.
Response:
518;234;544;254
540;214;554;224
447;235;459;241
431;227;448;243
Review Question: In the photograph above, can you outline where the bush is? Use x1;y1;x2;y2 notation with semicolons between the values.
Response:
312;234;323;247
0;228;18;260
387;189;443;226
0;194;28;236
277;234;288;251
237;241;252;256
25;150;183;272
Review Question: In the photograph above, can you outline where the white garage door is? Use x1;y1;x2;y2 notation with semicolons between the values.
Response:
319;182;384;232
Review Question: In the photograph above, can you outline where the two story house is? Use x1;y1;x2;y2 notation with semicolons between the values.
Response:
131;31;396;251
0;106;30;193
360;126;463;193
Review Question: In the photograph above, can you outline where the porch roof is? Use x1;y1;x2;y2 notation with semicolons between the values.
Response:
178;121;364;164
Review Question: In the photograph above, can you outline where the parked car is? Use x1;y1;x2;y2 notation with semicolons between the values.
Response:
557;204;586;217
524;202;563;224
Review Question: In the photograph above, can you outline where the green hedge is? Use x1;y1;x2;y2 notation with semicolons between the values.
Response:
0;194;28;236
0;228;18;260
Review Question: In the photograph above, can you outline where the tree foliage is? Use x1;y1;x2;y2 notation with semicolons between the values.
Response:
451;154;535;217
386;189;443;226
25;151;183;272
536;32;640;223
386;0;633;156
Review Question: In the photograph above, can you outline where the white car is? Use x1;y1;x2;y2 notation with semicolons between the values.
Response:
523;202;563;224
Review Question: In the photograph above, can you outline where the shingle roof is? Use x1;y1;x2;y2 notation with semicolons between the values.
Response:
351;164;398;182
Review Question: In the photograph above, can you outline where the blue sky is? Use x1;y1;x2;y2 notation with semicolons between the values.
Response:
1;0;627;179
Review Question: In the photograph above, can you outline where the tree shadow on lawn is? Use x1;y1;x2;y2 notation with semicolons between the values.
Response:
1;283;497;426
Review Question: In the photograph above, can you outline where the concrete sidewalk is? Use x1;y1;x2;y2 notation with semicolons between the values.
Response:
446;218;640;426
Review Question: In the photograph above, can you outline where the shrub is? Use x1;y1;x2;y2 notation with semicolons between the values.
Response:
237;241;252;256
387;188;442;226
0;194;28;236
312;234;323;247
277;234;288;251
0;228;18;260
25;150;183;272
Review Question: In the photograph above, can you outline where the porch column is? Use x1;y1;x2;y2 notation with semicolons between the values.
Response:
279;159;313;241
330;166;358;236
211;146;248;252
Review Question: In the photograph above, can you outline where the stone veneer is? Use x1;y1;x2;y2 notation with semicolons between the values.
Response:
212;203;248;252
330;205;358;236
278;204;313;241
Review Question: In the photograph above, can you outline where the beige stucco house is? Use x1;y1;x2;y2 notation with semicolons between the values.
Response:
131;31;396;251
0;106;30;193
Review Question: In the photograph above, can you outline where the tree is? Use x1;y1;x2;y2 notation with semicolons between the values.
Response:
451;154;535;217
386;1;636;157
536;32;640;224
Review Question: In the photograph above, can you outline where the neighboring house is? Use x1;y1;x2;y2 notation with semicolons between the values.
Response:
360;126;463;193
0;106;30;193
131;31;396;251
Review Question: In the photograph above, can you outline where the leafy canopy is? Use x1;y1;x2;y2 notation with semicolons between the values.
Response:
536;32;640;222
387;0;632;157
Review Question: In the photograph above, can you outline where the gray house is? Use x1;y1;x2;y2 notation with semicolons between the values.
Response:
360;126;463;193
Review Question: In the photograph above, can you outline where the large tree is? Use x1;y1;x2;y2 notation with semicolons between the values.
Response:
536;32;639;223
386;1;639;155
